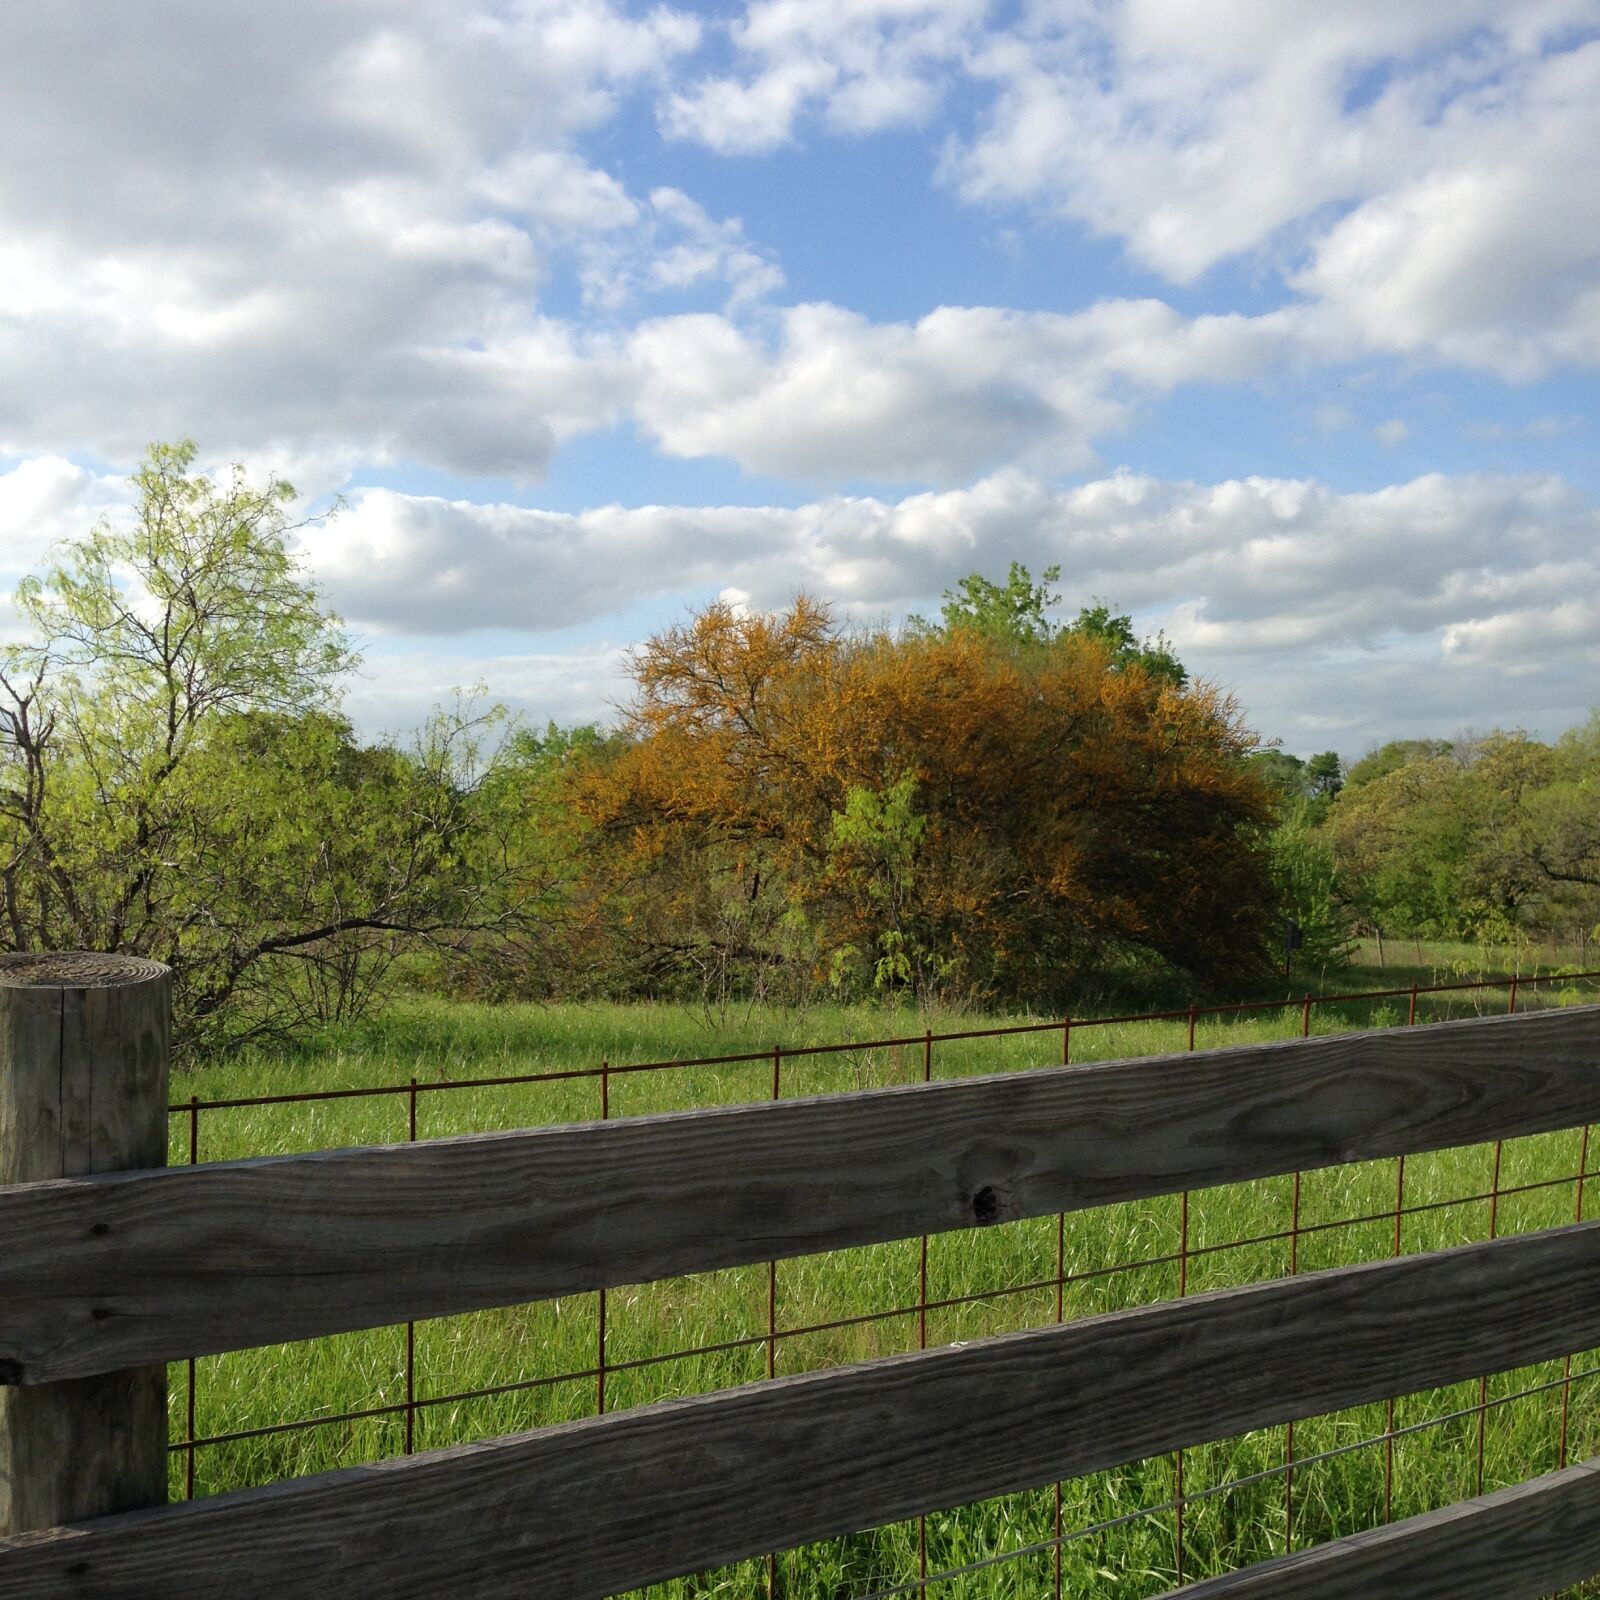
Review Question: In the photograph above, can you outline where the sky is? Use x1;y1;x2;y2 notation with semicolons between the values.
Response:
1;0;1597;757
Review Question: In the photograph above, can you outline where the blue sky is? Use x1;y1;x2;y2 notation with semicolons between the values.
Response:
1;0;1597;754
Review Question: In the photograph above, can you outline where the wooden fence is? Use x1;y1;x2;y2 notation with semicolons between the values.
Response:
2;952;1600;1596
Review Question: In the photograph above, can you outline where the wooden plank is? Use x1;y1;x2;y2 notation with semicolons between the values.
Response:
3;1002;1600;1383
1160;1458;1600;1599
0;954;171;1534
3;1222;1600;1599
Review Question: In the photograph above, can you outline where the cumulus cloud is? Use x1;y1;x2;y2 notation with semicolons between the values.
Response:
1441;601;1600;673
1288;39;1600;379
301;461;1599;681
662;1;1600;383
296;464;1600;742
580;188;785;310
0;456;130;571
944;2;1600;377
345;643;632;735
7;0;1592;501
14;452;1597;745
624;297;1296;484
0;0;780;477
662;0;988;152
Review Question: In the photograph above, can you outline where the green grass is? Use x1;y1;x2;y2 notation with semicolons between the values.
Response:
166;960;1600;1598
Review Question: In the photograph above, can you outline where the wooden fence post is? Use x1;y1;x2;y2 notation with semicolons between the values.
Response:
0;952;170;1534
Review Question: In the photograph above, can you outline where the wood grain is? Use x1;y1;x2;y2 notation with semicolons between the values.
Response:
4;1003;1600;1383
0;955;170;1534
3;1221;1600;1599
1160;1459;1600;1599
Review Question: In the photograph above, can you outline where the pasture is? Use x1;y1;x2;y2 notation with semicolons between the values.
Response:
158;953;1600;1597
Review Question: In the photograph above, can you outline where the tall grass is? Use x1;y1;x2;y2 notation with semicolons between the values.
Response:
166;964;1600;1598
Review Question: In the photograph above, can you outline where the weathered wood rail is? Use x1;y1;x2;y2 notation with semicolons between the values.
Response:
2;953;1599;1597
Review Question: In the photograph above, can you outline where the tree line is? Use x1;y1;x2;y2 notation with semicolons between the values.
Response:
1307;728;1600;955
2;444;1593;1051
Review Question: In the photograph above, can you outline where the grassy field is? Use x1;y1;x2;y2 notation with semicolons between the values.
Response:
165;946;1600;1598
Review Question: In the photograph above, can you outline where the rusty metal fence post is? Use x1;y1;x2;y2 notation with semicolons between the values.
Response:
0;952;171;1534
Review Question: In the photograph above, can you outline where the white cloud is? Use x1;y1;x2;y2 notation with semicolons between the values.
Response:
627;302;1114;481
1289;41;1600;379
0;457;130;572
345;644;631;735
2;0;1595;523
944;3;1600;377
301;468;1600;734
1373;419;1410;447
474;150;641;234
663;0;988;152
580;188;785;310
624;297;1296;484
0;0;744;477
1441;601;1600;673
16;454;1598;746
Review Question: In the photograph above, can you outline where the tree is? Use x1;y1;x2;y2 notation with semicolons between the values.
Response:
1246;749;1310;804
576;592;1277;1011
935;561;1063;647
1345;738;1453;788
1063;602;1187;686
0;442;541;1047
1305;751;1344;800
1326;733;1553;941
922;564;1186;684
568;598;834;1011
0;441;352;956
825;771;936;1000
176;699;551;1038
1267;814;1356;973
436;718;646;1005
1500;715;1600;956
1246;749;1343;807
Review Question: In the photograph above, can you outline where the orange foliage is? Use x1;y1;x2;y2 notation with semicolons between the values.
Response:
576;597;1277;1006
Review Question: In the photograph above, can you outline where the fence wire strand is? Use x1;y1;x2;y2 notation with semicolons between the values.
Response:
165;966;1600;1589
850;1363;1600;1600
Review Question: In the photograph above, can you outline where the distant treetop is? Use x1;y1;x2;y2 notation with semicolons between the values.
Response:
1344;739;1455;788
917;562;1187;685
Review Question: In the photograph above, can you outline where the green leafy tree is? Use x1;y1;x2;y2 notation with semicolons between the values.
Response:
1267;815;1356;973
0;441;353;959
935;561;1064;647
1327;734;1553;941
1344;739;1453;788
1246;748;1344;831
826;771;947;1002
1063;602;1187;686
1246;750;1309;805
924;563;1186;684
1305;751;1344;799
1501;714;1600;950
0;442;542;1047
1523;713;1600;891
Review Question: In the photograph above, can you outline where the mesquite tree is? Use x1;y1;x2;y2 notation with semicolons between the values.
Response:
0;441;541;1048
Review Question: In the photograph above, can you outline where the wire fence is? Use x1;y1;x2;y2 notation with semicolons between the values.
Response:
164;968;1600;1598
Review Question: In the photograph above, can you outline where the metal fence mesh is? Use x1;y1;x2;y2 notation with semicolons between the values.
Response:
165;970;1600;1597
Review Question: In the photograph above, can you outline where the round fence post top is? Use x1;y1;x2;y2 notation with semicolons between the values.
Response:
0;952;170;989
